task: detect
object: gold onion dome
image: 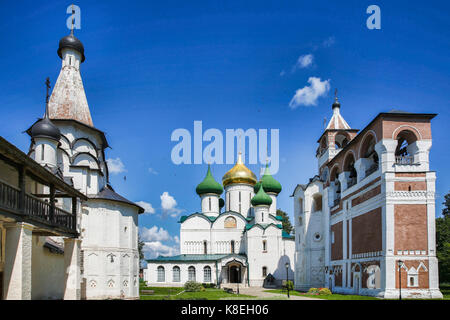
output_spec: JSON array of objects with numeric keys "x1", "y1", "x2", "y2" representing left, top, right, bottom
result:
[{"x1": 222, "y1": 152, "x2": 257, "y2": 187}]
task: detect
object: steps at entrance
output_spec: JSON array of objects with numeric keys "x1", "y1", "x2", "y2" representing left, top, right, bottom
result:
[{"x1": 221, "y1": 283, "x2": 247, "y2": 290}]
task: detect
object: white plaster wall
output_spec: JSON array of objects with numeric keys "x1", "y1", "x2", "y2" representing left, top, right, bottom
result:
[
  {"x1": 31, "y1": 236, "x2": 65, "y2": 299},
  {"x1": 80, "y1": 199, "x2": 139, "y2": 299},
  {"x1": 224, "y1": 184, "x2": 254, "y2": 217},
  {"x1": 146, "y1": 262, "x2": 217, "y2": 286}
]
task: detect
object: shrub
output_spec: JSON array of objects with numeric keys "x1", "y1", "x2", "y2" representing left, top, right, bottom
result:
[
  {"x1": 307, "y1": 287, "x2": 320, "y2": 295},
  {"x1": 286, "y1": 280, "x2": 294, "y2": 291},
  {"x1": 318, "y1": 288, "x2": 332, "y2": 295},
  {"x1": 184, "y1": 281, "x2": 204, "y2": 292},
  {"x1": 202, "y1": 283, "x2": 216, "y2": 289}
]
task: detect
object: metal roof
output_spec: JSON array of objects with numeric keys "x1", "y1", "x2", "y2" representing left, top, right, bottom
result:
[{"x1": 147, "y1": 253, "x2": 246, "y2": 263}]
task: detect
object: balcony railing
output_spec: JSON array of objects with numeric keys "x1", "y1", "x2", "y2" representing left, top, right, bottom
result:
[
  {"x1": 0, "y1": 180, "x2": 76, "y2": 234},
  {"x1": 395, "y1": 155, "x2": 415, "y2": 165}
]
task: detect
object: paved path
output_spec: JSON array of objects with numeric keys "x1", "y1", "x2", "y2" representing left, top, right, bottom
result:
[{"x1": 222, "y1": 287, "x2": 320, "y2": 300}]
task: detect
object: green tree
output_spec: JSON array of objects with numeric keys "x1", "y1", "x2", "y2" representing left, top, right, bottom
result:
[
  {"x1": 276, "y1": 209, "x2": 293, "y2": 235},
  {"x1": 138, "y1": 234, "x2": 145, "y2": 267},
  {"x1": 436, "y1": 192, "x2": 450, "y2": 283}
]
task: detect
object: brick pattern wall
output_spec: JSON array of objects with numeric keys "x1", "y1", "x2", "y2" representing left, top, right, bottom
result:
[
  {"x1": 394, "y1": 204, "x2": 428, "y2": 252},
  {"x1": 352, "y1": 207, "x2": 382, "y2": 255},
  {"x1": 331, "y1": 222, "x2": 343, "y2": 261}
]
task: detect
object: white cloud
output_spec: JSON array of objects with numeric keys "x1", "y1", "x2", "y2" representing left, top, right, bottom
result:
[
  {"x1": 106, "y1": 158, "x2": 126, "y2": 174},
  {"x1": 279, "y1": 70, "x2": 286, "y2": 76},
  {"x1": 322, "y1": 36, "x2": 336, "y2": 48},
  {"x1": 160, "y1": 191, "x2": 183, "y2": 217},
  {"x1": 143, "y1": 241, "x2": 180, "y2": 259},
  {"x1": 174, "y1": 235, "x2": 180, "y2": 244},
  {"x1": 148, "y1": 168, "x2": 158, "y2": 175},
  {"x1": 135, "y1": 201, "x2": 155, "y2": 214},
  {"x1": 292, "y1": 54, "x2": 314, "y2": 71},
  {"x1": 289, "y1": 77, "x2": 330, "y2": 109},
  {"x1": 140, "y1": 226, "x2": 171, "y2": 242}
]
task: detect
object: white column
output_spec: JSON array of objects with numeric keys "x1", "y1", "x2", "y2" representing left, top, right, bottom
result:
[
  {"x1": 3, "y1": 222, "x2": 33, "y2": 300},
  {"x1": 63, "y1": 238, "x2": 81, "y2": 300}
]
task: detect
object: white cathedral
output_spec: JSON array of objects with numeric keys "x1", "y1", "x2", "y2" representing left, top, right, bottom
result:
[
  {"x1": 0, "y1": 29, "x2": 144, "y2": 299},
  {"x1": 144, "y1": 154, "x2": 295, "y2": 288}
]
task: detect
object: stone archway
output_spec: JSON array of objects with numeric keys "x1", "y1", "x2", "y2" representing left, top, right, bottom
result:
[
  {"x1": 229, "y1": 265, "x2": 241, "y2": 283},
  {"x1": 226, "y1": 261, "x2": 244, "y2": 284}
]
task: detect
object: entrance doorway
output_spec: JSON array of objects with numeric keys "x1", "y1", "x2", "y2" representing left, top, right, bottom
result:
[{"x1": 229, "y1": 266, "x2": 241, "y2": 283}]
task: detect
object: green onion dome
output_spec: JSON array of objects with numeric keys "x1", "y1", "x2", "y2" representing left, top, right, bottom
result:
[
  {"x1": 251, "y1": 185, "x2": 273, "y2": 206},
  {"x1": 196, "y1": 165, "x2": 223, "y2": 196},
  {"x1": 219, "y1": 198, "x2": 225, "y2": 208},
  {"x1": 254, "y1": 164, "x2": 282, "y2": 194}
]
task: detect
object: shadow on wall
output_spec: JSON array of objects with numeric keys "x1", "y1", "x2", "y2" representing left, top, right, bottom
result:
[{"x1": 272, "y1": 255, "x2": 294, "y2": 286}]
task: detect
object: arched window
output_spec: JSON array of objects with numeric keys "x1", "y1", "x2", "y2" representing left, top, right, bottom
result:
[
  {"x1": 330, "y1": 167, "x2": 341, "y2": 206},
  {"x1": 395, "y1": 130, "x2": 418, "y2": 165},
  {"x1": 262, "y1": 267, "x2": 268, "y2": 277},
  {"x1": 239, "y1": 191, "x2": 241, "y2": 213},
  {"x1": 335, "y1": 133, "x2": 350, "y2": 149},
  {"x1": 360, "y1": 134, "x2": 379, "y2": 177},
  {"x1": 209, "y1": 197, "x2": 211, "y2": 211},
  {"x1": 343, "y1": 153, "x2": 357, "y2": 188},
  {"x1": 203, "y1": 240, "x2": 208, "y2": 254},
  {"x1": 231, "y1": 240, "x2": 235, "y2": 253},
  {"x1": 262, "y1": 240, "x2": 267, "y2": 252},
  {"x1": 157, "y1": 266, "x2": 165, "y2": 282},
  {"x1": 203, "y1": 266, "x2": 211, "y2": 282},
  {"x1": 188, "y1": 266, "x2": 196, "y2": 281},
  {"x1": 312, "y1": 193, "x2": 323, "y2": 212},
  {"x1": 172, "y1": 266, "x2": 180, "y2": 282}
]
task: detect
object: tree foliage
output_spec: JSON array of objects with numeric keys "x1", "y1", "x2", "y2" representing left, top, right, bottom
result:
[
  {"x1": 138, "y1": 234, "x2": 145, "y2": 267},
  {"x1": 276, "y1": 209, "x2": 293, "y2": 235},
  {"x1": 436, "y1": 192, "x2": 450, "y2": 283}
]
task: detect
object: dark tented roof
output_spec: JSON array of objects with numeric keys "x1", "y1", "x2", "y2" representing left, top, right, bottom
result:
[{"x1": 89, "y1": 185, "x2": 144, "y2": 213}]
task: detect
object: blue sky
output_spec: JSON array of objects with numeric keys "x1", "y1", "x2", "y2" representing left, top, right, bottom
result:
[{"x1": 0, "y1": 0, "x2": 449, "y2": 260}]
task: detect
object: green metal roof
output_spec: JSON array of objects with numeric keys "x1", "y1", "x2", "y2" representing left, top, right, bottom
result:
[
  {"x1": 245, "y1": 223, "x2": 283, "y2": 231},
  {"x1": 251, "y1": 185, "x2": 272, "y2": 206},
  {"x1": 254, "y1": 164, "x2": 282, "y2": 194},
  {"x1": 269, "y1": 214, "x2": 283, "y2": 222},
  {"x1": 282, "y1": 230, "x2": 295, "y2": 239},
  {"x1": 147, "y1": 253, "x2": 246, "y2": 263},
  {"x1": 196, "y1": 165, "x2": 223, "y2": 196},
  {"x1": 178, "y1": 211, "x2": 253, "y2": 224}
]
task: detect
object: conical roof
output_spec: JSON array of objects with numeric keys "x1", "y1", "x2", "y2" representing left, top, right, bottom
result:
[
  {"x1": 251, "y1": 185, "x2": 272, "y2": 206},
  {"x1": 196, "y1": 165, "x2": 223, "y2": 195},
  {"x1": 254, "y1": 163, "x2": 282, "y2": 194},
  {"x1": 48, "y1": 33, "x2": 93, "y2": 127},
  {"x1": 326, "y1": 96, "x2": 351, "y2": 130},
  {"x1": 222, "y1": 152, "x2": 257, "y2": 187}
]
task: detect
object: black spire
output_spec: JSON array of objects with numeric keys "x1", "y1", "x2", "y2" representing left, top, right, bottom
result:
[
  {"x1": 332, "y1": 88, "x2": 341, "y2": 109},
  {"x1": 30, "y1": 78, "x2": 61, "y2": 141}
]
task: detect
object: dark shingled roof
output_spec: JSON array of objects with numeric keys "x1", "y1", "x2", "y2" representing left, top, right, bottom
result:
[{"x1": 89, "y1": 185, "x2": 144, "y2": 213}]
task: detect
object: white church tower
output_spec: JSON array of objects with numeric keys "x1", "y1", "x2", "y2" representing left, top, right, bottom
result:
[{"x1": 27, "y1": 29, "x2": 144, "y2": 299}]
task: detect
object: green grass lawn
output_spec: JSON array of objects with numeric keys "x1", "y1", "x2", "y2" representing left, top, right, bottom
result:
[
  {"x1": 140, "y1": 287, "x2": 255, "y2": 300},
  {"x1": 266, "y1": 285, "x2": 450, "y2": 300},
  {"x1": 263, "y1": 289, "x2": 379, "y2": 300}
]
